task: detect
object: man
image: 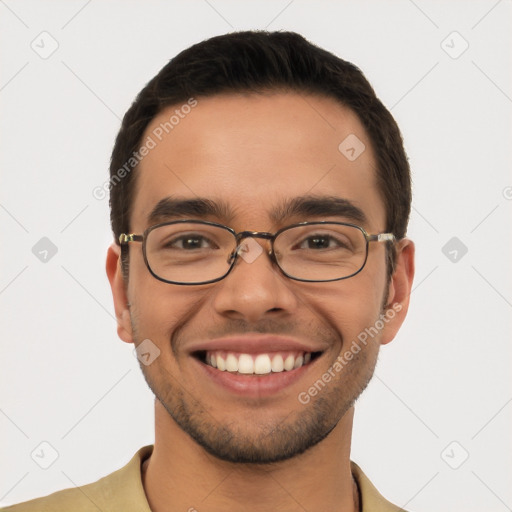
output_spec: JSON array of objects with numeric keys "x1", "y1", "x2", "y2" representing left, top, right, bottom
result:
[{"x1": 4, "y1": 31, "x2": 414, "y2": 511}]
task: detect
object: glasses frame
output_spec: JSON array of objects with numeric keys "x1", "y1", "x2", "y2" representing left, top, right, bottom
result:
[{"x1": 119, "y1": 219, "x2": 395, "y2": 285}]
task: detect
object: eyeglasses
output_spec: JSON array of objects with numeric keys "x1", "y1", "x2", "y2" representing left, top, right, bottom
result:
[{"x1": 119, "y1": 220, "x2": 395, "y2": 285}]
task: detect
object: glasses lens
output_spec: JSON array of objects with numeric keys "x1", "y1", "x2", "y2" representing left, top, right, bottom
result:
[
  {"x1": 145, "y1": 222, "x2": 236, "y2": 284},
  {"x1": 275, "y1": 223, "x2": 367, "y2": 281}
]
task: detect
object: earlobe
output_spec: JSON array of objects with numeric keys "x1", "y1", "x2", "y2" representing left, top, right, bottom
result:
[
  {"x1": 380, "y1": 239, "x2": 415, "y2": 345},
  {"x1": 106, "y1": 243, "x2": 134, "y2": 344}
]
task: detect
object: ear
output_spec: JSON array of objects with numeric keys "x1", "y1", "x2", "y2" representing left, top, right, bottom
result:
[
  {"x1": 106, "y1": 243, "x2": 134, "y2": 344},
  {"x1": 380, "y1": 239, "x2": 415, "y2": 345}
]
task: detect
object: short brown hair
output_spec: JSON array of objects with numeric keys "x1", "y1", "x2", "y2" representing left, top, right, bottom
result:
[{"x1": 109, "y1": 31, "x2": 411, "y2": 277}]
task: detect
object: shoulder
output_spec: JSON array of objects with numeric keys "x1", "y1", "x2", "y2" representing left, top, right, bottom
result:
[
  {"x1": 1, "y1": 446, "x2": 153, "y2": 512},
  {"x1": 351, "y1": 461, "x2": 409, "y2": 512},
  {"x1": 1, "y1": 484, "x2": 99, "y2": 512}
]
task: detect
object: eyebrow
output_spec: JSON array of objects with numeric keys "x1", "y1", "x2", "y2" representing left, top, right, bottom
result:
[
  {"x1": 146, "y1": 195, "x2": 367, "y2": 227},
  {"x1": 270, "y1": 195, "x2": 367, "y2": 225},
  {"x1": 147, "y1": 197, "x2": 233, "y2": 226}
]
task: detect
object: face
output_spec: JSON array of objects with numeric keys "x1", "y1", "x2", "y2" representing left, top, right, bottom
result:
[{"x1": 107, "y1": 92, "x2": 414, "y2": 464}]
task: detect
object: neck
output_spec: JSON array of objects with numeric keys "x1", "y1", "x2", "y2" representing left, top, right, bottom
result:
[{"x1": 142, "y1": 400, "x2": 359, "y2": 512}]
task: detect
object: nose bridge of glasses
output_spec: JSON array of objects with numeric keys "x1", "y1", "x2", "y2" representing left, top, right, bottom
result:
[
  {"x1": 235, "y1": 230, "x2": 274, "y2": 242},
  {"x1": 228, "y1": 230, "x2": 275, "y2": 263}
]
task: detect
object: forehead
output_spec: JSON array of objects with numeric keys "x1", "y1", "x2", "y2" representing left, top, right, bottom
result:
[{"x1": 131, "y1": 92, "x2": 385, "y2": 231}]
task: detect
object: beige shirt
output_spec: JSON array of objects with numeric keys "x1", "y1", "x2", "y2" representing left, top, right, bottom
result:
[{"x1": 2, "y1": 445, "x2": 406, "y2": 511}]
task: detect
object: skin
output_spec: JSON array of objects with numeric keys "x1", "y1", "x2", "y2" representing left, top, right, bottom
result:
[{"x1": 106, "y1": 92, "x2": 415, "y2": 512}]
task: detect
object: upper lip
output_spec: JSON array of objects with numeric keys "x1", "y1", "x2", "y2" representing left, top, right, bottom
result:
[{"x1": 186, "y1": 334, "x2": 328, "y2": 355}]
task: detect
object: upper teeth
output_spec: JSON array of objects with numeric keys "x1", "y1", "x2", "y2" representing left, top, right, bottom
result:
[{"x1": 207, "y1": 351, "x2": 312, "y2": 375}]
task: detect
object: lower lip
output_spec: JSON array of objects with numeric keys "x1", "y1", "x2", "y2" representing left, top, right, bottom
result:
[{"x1": 193, "y1": 356, "x2": 319, "y2": 397}]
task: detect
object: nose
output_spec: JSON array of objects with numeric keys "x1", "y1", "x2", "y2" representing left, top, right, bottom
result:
[{"x1": 212, "y1": 237, "x2": 299, "y2": 323}]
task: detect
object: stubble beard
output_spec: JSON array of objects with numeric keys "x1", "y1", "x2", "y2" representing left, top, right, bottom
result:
[{"x1": 132, "y1": 319, "x2": 380, "y2": 465}]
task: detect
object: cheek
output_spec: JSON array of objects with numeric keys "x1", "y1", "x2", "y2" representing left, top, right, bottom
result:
[
  {"x1": 302, "y1": 271, "x2": 386, "y2": 352},
  {"x1": 127, "y1": 261, "x2": 202, "y2": 345}
]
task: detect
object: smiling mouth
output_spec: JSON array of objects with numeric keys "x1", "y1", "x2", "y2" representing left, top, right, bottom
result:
[{"x1": 193, "y1": 350, "x2": 323, "y2": 375}]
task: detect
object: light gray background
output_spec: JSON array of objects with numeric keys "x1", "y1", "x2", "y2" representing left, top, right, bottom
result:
[{"x1": 1, "y1": 1, "x2": 511, "y2": 510}]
